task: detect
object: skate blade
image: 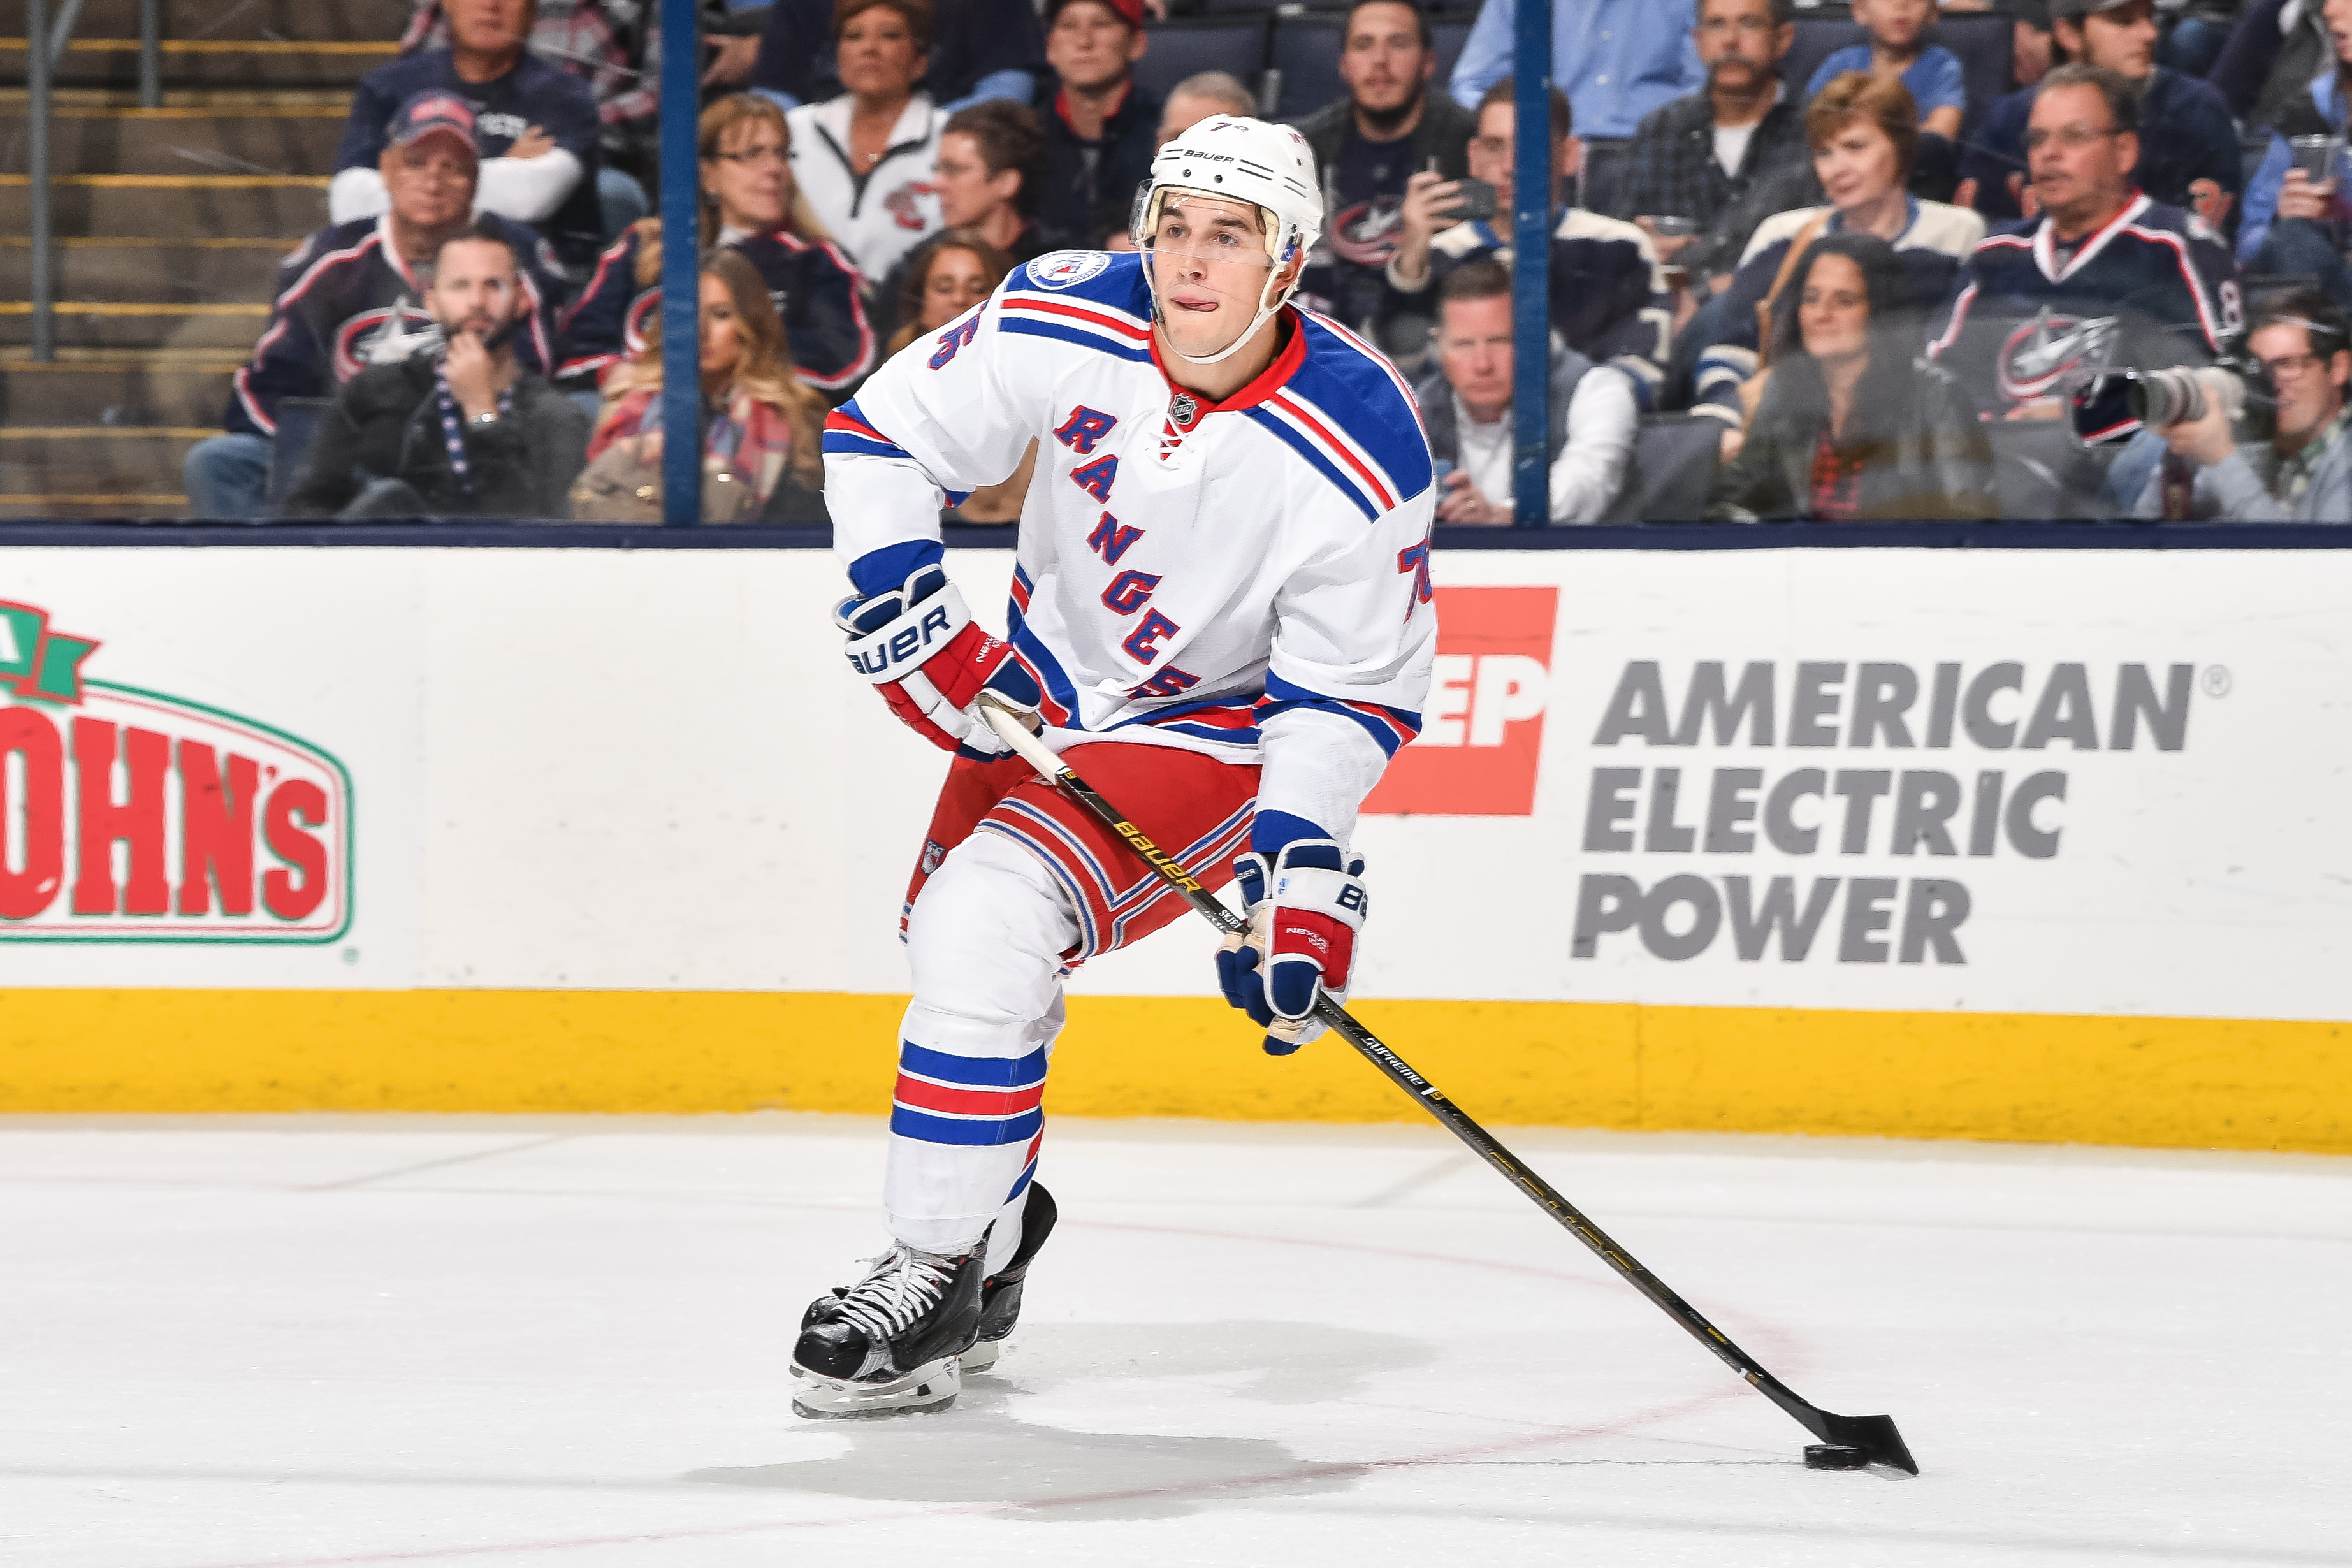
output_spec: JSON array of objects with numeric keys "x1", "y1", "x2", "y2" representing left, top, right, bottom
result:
[
  {"x1": 789, "y1": 1354, "x2": 961, "y2": 1420},
  {"x1": 962, "y1": 1337, "x2": 1005, "y2": 1374}
]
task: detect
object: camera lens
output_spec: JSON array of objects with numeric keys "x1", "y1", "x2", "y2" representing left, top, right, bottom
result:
[{"x1": 2124, "y1": 368, "x2": 2202, "y2": 427}]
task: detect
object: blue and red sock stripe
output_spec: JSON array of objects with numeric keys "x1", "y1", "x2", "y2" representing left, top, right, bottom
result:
[{"x1": 889, "y1": 1040, "x2": 1049, "y2": 1147}]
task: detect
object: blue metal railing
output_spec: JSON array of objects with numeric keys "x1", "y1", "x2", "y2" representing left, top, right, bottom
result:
[
  {"x1": 657, "y1": 0, "x2": 703, "y2": 525},
  {"x1": 1510, "y1": 0, "x2": 1551, "y2": 526}
]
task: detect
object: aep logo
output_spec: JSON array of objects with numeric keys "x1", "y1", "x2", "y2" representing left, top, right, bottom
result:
[
  {"x1": 1363, "y1": 586, "x2": 1557, "y2": 816},
  {"x1": 0, "y1": 599, "x2": 351, "y2": 943}
]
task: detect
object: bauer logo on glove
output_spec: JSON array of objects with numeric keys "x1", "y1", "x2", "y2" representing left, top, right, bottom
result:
[
  {"x1": 835, "y1": 563, "x2": 1042, "y2": 759},
  {"x1": 1214, "y1": 839, "x2": 1368, "y2": 1056}
]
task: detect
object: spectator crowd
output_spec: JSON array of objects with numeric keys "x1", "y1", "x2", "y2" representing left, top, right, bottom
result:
[{"x1": 180, "y1": 0, "x2": 2352, "y2": 525}]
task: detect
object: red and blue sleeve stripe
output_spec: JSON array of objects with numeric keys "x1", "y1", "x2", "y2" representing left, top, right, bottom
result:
[
  {"x1": 822, "y1": 399, "x2": 915, "y2": 461},
  {"x1": 1257, "y1": 672, "x2": 1422, "y2": 758}
]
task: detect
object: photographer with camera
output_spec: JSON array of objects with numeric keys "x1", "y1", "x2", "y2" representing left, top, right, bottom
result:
[
  {"x1": 284, "y1": 224, "x2": 591, "y2": 520},
  {"x1": 1380, "y1": 79, "x2": 1667, "y2": 396},
  {"x1": 2130, "y1": 287, "x2": 2352, "y2": 520}
]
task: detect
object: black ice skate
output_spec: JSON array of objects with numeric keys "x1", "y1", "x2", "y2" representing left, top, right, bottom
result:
[
  {"x1": 962, "y1": 1182, "x2": 1057, "y2": 1375},
  {"x1": 790, "y1": 1242, "x2": 984, "y2": 1419}
]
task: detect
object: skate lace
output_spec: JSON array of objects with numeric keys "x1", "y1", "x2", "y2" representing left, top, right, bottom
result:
[{"x1": 832, "y1": 1245, "x2": 957, "y2": 1342}]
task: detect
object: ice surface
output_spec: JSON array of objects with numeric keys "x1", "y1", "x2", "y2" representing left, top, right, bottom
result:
[{"x1": 1, "y1": 1115, "x2": 2346, "y2": 1567}]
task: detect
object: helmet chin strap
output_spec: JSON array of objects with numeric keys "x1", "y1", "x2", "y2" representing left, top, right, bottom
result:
[{"x1": 1156, "y1": 268, "x2": 1296, "y2": 367}]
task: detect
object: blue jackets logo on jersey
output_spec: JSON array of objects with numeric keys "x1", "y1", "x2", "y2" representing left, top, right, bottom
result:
[{"x1": 1996, "y1": 309, "x2": 2121, "y2": 404}]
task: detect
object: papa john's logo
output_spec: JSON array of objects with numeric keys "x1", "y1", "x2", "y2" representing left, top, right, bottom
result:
[
  {"x1": 0, "y1": 600, "x2": 352, "y2": 943},
  {"x1": 1362, "y1": 586, "x2": 1556, "y2": 817}
]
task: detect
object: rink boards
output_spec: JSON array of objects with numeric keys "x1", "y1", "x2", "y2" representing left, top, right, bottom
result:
[{"x1": 0, "y1": 542, "x2": 2346, "y2": 1151}]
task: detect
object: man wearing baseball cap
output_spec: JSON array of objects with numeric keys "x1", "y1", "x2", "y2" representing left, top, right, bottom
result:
[
  {"x1": 1036, "y1": 0, "x2": 1162, "y2": 246},
  {"x1": 185, "y1": 90, "x2": 568, "y2": 519},
  {"x1": 1957, "y1": 0, "x2": 2240, "y2": 232}
]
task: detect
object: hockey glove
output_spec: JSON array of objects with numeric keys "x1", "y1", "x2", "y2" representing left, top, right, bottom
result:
[
  {"x1": 1214, "y1": 839, "x2": 1368, "y2": 1055},
  {"x1": 837, "y1": 564, "x2": 1041, "y2": 757}
]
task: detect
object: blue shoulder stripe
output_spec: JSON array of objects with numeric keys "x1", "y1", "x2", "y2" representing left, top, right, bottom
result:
[
  {"x1": 1243, "y1": 407, "x2": 1381, "y2": 521},
  {"x1": 1289, "y1": 316, "x2": 1435, "y2": 502}
]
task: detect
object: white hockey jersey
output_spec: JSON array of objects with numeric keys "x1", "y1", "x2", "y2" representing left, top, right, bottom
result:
[{"x1": 824, "y1": 249, "x2": 1439, "y2": 848}]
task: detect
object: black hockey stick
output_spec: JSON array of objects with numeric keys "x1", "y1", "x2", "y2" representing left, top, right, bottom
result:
[{"x1": 977, "y1": 698, "x2": 1918, "y2": 1474}]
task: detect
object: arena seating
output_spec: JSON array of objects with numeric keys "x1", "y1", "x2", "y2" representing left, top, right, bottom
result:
[
  {"x1": 1136, "y1": 6, "x2": 1474, "y2": 126},
  {"x1": 0, "y1": 0, "x2": 407, "y2": 519},
  {"x1": 1133, "y1": 14, "x2": 1276, "y2": 109}
]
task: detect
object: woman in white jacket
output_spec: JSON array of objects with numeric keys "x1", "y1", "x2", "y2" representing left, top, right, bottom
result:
[{"x1": 785, "y1": 0, "x2": 947, "y2": 286}]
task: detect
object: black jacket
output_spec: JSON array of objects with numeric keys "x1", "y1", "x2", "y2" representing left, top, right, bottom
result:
[
  {"x1": 1293, "y1": 93, "x2": 1477, "y2": 328},
  {"x1": 1291, "y1": 91, "x2": 1477, "y2": 189},
  {"x1": 1039, "y1": 82, "x2": 1163, "y2": 249},
  {"x1": 1707, "y1": 358, "x2": 1994, "y2": 521},
  {"x1": 284, "y1": 355, "x2": 590, "y2": 519}
]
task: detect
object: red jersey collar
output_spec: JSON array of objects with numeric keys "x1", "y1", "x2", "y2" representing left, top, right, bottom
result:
[{"x1": 1147, "y1": 306, "x2": 1308, "y2": 417}]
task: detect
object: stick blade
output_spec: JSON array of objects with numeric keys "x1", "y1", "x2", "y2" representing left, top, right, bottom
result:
[{"x1": 1815, "y1": 1411, "x2": 1918, "y2": 1474}]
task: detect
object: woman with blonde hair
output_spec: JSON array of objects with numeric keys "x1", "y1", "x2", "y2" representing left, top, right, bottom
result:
[
  {"x1": 573, "y1": 249, "x2": 828, "y2": 521},
  {"x1": 558, "y1": 94, "x2": 874, "y2": 397}
]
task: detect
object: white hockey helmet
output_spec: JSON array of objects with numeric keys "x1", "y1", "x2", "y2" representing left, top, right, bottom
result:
[{"x1": 1131, "y1": 115, "x2": 1323, "y2": 365}]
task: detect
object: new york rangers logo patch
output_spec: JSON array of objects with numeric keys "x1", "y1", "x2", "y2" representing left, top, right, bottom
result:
[
  {"x1": 920, "y1": 838, "x2": 948, "y2": 875},
  {"x1": 1029, "y1": 251, "x2": 1111, "y2": 290}
]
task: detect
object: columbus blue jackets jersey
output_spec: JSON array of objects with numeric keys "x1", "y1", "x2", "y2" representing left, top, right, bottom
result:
[
  {"x1": 1926, "y1": 194, "x2": 2242, "y2": 436},
  {"x1": 825, "y1": 250, "x2": 1438, "y2": 850},
  {"x1": 556, "y1": 222, "x2": 875, "y2": 393},
  {"x1": 224, "y1": 212, "x2": 567, "y2": 439}
]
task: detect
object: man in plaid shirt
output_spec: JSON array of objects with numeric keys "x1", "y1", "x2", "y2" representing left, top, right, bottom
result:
[
  {"x1": 401, "y1": 0, "x2": 662, "y2": 240},
  {"x1": 1615, "y1": 0, "x2": 1813, "y2": 283}
]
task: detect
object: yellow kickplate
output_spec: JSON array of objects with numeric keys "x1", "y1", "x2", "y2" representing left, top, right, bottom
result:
[{"x1": 0, "y1": 989, "x2": 2344, "y2": 1153}]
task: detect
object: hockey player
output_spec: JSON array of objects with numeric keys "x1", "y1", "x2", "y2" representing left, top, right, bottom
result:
[
  {"x1": 793, "y1": 115, "x2": 1437, "y2": 1419},
  {"x1": 1926, "y1": 64, "x2": 2242, "y2": 440}
]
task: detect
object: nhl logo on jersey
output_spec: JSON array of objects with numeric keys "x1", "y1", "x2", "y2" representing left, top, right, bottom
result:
[
  {"x1": 1028, "y1": 251, "x2": 1112, "y2": 290},
  {"x1": 1996, "y1": 308, "x2": 2120, "y2": 404},
  {"x1": 920, "y1": 838, "x2": 948, "y2": 875}
]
